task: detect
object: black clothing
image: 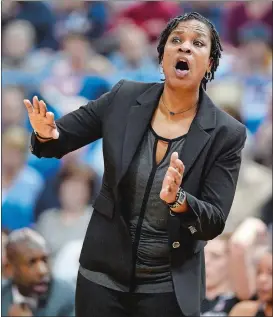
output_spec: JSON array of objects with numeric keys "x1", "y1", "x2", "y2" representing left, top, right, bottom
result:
[{"x1": 31, "y1": 80, "x2": 247, "y2": 316}]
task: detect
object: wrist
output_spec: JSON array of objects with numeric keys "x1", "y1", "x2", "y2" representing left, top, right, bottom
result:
[{"x1": 165, "y1": 187, "x2": 187, "y2": 213}]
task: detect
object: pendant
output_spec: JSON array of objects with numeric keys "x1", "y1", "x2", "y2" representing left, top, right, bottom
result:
[{"x1": 170, "y1": 112, "x2": 175, "y2": 116}]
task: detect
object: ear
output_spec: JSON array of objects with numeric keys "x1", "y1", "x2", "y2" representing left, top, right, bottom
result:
[
  {"x1": 5, "y1": 262, "x2": 14, "y2": 279},
  {"x1": 207, "y1": 58, "x2": 213, "y2": 73}
]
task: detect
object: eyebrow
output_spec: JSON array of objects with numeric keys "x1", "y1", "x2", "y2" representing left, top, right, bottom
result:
[{"x1": 171, "y1": 30, "x2": 208, "y2": 38}]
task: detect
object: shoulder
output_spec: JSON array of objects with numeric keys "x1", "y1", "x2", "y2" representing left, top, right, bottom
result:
[
  {"x1": 111, "y1": 79, "x2": 157, "y2": 97},
  {"x1": 214, "y1": 106, "x2": 246, "y2": 139},
  {"x1": 229, "y1": 300, "x2": 259, "y2": 316}
]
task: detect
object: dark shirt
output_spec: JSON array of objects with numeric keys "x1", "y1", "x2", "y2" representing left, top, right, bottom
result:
[{"x1": 80, "y1": 125, "x2": 186, "y2": 293}]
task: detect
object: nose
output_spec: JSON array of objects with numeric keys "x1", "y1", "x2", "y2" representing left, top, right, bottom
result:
[
  {"x1": 36, "y1": 261, "x2": 49, "y2": 277},
  {"x1": 178, "y1": 42, "x2": 192, "y2": 54}
]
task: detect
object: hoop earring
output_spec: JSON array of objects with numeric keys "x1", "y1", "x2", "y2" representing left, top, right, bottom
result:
[{"x1": 204, "y1": 71, "x2": 212, "y2": 81}]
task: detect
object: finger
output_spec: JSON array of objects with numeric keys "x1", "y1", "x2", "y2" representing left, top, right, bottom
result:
[
  {"x1": 174, "y1": 159, "x2": 185, "y2": 175},
  {"x1": 167, "y1": 167, "x2": 182, "y2": 185},
  {"x1": 39, "y1": 100, "x2": 47, "y2": 117},
  {"x1": 170, "y1": 152, "x2": 179, "y2": 168},
  {"x1": 46, "y1": 111, "x2": 55, "y2": 126},
  {"x1": 23, "y1": 99, "x2": 33, "y2": 113},
  {"x1": 33, "y1": 96, "x2": 40, "y2": 114}
]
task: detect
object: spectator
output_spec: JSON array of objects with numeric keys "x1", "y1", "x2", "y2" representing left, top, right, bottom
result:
[
  {"x1": 2, "y1": 127, "x2": 44, "y2": 230},
  {"x1": 117, "y1": 1, "x2": 181, "y2": 42},
  {"x1": 109, "y1": 23, "x2": 161, "y2": 85},
  {"x1": 202, "y1": 234, "x2": 240, "y2": 316},
  {"x1": 40, "y1": 32, "x2": 110, "y2": 113},
  {"x1": 52, "y1": 1, "x2": 109, "y2": 43},
  {"x1": 2, "y1": 85, "x2": 27, "y2": 132},
  {"x1": 2, "y1": 1, "x2": 57, "y2": 50},
  {"x1": 1, "y1": 228, "x2": 75, "y2": 316},
  {"x1": 229, "y1": 218, "x2": 269, "y2": 301},
  {"x1": 229, "y1": 245, "x2": 272, "y2": 316},
  {"x1": 2, "y1": 20, "x2": 56, "y2": 89},
  {"x1": 224, "y1": 2, "x2": 272, "y2": 47},
  {"x1": 35, "y1": 164, "x2": 94, "y2": 260}
]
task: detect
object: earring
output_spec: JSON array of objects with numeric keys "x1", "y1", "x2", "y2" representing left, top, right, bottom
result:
[{"x1": 204, "y1": 71, "x2": 212, "y2": 81}]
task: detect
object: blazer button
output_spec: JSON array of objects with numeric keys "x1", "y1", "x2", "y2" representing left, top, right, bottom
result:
[{"x1": 172, "y1": 241, "x2": 180, "y2": 249}]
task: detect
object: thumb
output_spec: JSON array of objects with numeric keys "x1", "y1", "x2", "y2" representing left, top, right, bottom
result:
[
  {"x1": 46, "y1": 112, "x2": 59, "y2": 139},
  {"x1": 46, "y1": 111, "x2": 55, "y2": 124}
]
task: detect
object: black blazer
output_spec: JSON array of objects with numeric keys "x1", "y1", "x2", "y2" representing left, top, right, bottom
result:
[{"x1": 31, "y1": 80, "x2": 246, "y2": 316}]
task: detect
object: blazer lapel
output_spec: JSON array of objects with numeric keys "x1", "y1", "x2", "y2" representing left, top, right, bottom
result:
[
  {"x1": 180, "y1": 88, "x2": 216, "y2": 179},
  {"x1": 118, "y1": 83, "x2": 164, "y2": 184}
]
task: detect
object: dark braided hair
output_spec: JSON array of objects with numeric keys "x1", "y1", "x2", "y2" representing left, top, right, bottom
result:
[{"x1": 157, "y1": 12, "x2": 223, "y2": 89}]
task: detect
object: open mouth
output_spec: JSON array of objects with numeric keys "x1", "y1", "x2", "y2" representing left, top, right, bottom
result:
[
  {"x1": 32, "y1": 282, "x2": 49, "y2": 294},
  {"x1": 175, "y1": 60, "x2": 189, "y2": 71}
]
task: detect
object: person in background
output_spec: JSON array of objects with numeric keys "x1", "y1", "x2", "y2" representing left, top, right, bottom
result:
[
  {"x1": 2, "y1": 127, "x2": 44, "y2": 230},
  {"x1": 229, "y1": 246, "x2": 272, "y2": 317},
  {"x1": 117, "y1": 1, "x2": 181, "y2": 42},
  {"x1": 1, "y1": 228, "x2": 75, "y2": 317},
  {"x1": 202, "y1": 234, "x2": 239, "y2": 316},
  {"x1": 2, "y1": 229, "x2": 10, "y2": 286},
  {"x1": 40, "y1": 32, "x2": 110, "y2": 110},
  {"x1": 108, "y1": 23, "x2": 161, "y2": 85},
  {"x1": 35, "y1": 164, "x2": 94, "y2": 261},
  {"x1": 1, "y1": 0, "x2": 57, "y2": 50},
  {"x1": 2, "y1": 85, "x2": 27, "y2": 132},
  {"x1": 224, "y1": 2, "x2": 272, "y2": 48},
  {"x1": 229, "y1": 217, "x2": 270, "y2": 301}
]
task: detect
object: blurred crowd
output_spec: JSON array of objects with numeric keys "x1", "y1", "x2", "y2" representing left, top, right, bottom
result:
[{"x1": 1, "y1": 1, "x2": 272, "y2": 316}]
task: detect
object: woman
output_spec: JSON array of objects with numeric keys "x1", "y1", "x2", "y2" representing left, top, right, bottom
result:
[
  {"x1": 24, "y1": 12, "x2": 246, "y2": 317},
  {"x1": 229, "y1": 247, "x2": 272, "y2": 317},
  {"x1": 35, "y1": 163, "x2": 94, "y2": 260}
]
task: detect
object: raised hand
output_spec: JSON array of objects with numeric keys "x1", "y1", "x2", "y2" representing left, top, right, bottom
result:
[
  {"x1": 160, "y1": 152, "x2": 185, "y2": 203},
  {"x1": 24, "y1": 96, "x2": 59, "y2": 140}
]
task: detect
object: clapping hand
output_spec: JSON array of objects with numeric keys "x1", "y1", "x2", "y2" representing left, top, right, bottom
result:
[
  {"x1": 24, "y1": 96, "x2": 59, "y2": 140},
  {"x1": 160, "y1": 152, "x2": 185, "y2": 204}
]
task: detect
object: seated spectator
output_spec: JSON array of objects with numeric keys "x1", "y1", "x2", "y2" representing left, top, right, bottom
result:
[
  {"x1": 229, "y1": 245, "x2": 272, "y2": 317},
  {"x1": 2, "y1": 228, "x2": 75, "y2": 316},
  {"x1": 2, "y1": 20, "x2": 56, "y2": 89},
  {"x1": 202, "y1": 234, "x2": 240, "y2": 316},
  {"x1": 2, "y1": 0, "x2": 57, "y2": 50},
  {"x1": 2, "y1": 127, "x2": 44, "y2": 230},
  {"x1": 224, "y1": 2, "x2": 272, "y2": 47},
  {"x1": 52, "y1": 0, "x2": 109, "y2": 43},
  {"x1": 40, "y1": 32, "x2": 110, "y2": 111},
  {"x1": 2, "y1": 85, "x2": 27, "y2": 132},
  {"x1": 35, "y1": 164, "x2": 94, "y2": 260},
  {"x1": 108, "y1": 23, "x2": 161, "y2": 85},
  {"x1": 117, "y1": 1, "x2": 181, "y2": 42},
  {"x1": 229, "y1": 218, "x2": 269, "y2": 301}
]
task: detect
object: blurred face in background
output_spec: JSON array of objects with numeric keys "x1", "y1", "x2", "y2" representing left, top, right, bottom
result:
[
  {"x1": 3, "y1": 20, "x2": 35, "y2": 60},
  {"x1": 62, "y1": 34, "x2": 91, "y2": 71},
  {"x1": 59, "y1": 176, "x2": 90, "y2": 211},
  {"x1": 256, "y1": 251, "x2": 272, "y2": 304},
  {"x1": 205, "y1": 238, "x2": 229, "y2": 291},
  {"x1": 2, "y1": 128, "x2": 28, "y2": 174},
  {"x1": 242, "y1": 39, "x2": 270, "y2": 68},
  {"x1": 8, "y1": 243, "x2": 51, "y2": 298},
  {"x1": 2, "y1": 86, "x2": 25, "y2": 130},
  {"x1": 118, "y1": 24, "x2": 149, "y2": 65}
]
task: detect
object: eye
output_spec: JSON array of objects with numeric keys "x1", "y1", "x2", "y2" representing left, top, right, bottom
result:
[
  {"x1": 171, "y1": 37, "x2": 181, "y2": 44},
  {"x1": 194, "y1": 41, "x2": 204, "y2": 47}
]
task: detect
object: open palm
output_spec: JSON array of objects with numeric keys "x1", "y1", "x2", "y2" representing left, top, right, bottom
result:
[{"x1": 24, "y1": 96, "x2": 59, "y2": 139}]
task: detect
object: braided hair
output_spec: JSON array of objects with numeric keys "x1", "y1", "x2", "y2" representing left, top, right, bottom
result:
[{"x1": 157, "y1": 12, "x2": 223, "y2": 89}]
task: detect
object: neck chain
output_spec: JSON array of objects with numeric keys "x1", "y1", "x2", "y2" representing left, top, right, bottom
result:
[{"x1": 161, "y1": 96, "x2": 198, "y2": 116}]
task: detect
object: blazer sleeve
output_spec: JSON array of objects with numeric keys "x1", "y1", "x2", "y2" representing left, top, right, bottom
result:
[
  {"x1": 178, "y1": 125, "x2": 247, "y2": 241},
  {"x1": 30, "y1": 80, "x2": 124, "y2": 159}
]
